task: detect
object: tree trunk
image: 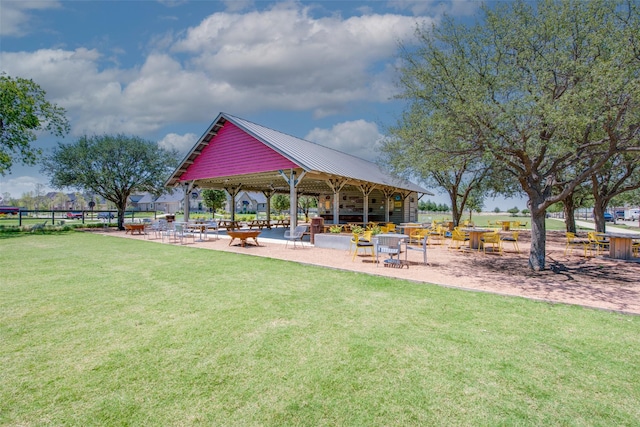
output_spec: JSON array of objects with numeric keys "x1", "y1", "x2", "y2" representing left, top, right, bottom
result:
[
  {"x1": 528, "y1": 204, "x2": 547, "y2": 271},
  {"x1": 563, "y1": 198, "x2": 576, "y2": 233},
  {"x1": 449, "y1": 195, "x2": 461, "y2": 226},
  {"x1": 592, "y1": 204, "x2": 606, "y2": 233}
]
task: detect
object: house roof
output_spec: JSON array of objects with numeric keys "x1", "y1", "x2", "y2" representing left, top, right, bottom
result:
[{"x1": 166, "y1": 112, "x2": 431, "y2": 196}]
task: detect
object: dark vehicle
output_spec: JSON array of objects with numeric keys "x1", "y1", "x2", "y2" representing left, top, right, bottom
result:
[
  {"x1": 97, "y1": 212, "x2": 114, "y2": 220},
  {"x1": 0, "y1": 206, "x2": 21, "y2": 215},
  {"x1": 604, "y1": 212, "x2": 613, "y2": 222},
  {"x1": 66, "y1": 211, "x2": 83, "y2": 219}
]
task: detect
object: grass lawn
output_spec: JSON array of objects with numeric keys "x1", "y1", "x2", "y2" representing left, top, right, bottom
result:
[{"x1": 1, "y1": 232, "x2": 639, "y2": 426}]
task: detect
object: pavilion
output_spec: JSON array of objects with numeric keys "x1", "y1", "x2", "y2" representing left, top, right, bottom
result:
[{"x1": 165, "y1": 112, "x2": 432, "y2": 229}]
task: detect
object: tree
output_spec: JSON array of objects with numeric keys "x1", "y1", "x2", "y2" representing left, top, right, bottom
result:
[
  {"x1": 272, "y1": 194, "x2": 290, "y2": 216},
  {"x1": 42, "y1": 134, "x2": 179, "y2": 230},
  {"x1": 382, "y1": 105, "x2": 512, "y2": 227},
  {"x1": 587, "y1": 153, "x2": 640, "y2": 233},
  {"x1": 0, "y1": 74, "x2": 70, "y2": 175},
  {"x1": 395, "y1": 0, "x2": 640, "y2": 270},
  {"x1": 201, "y1": 189, "x2": 227, "y2": 217},
  {"x1": 298, "y1": 195, "x2": 317, "y2": 222}
]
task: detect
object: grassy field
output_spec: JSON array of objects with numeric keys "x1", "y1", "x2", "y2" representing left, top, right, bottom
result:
[{"x1": 1, "y1": 232, "x2": 639, "y2": 426}]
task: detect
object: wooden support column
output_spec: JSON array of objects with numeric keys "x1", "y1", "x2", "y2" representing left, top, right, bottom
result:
[
  {"x1": 261, "y1": 187, "x2": 275, "y2": 228},
  {"x1": 381, "y1": 188, "x2": 395, "y2": 223},
  {"x1": 326, "y1": 178, "x2": 348, "y2": 225},
  {"x1": 358, "y1": 183, "x2": 376, "y2": 225},
  {"x1": 279, "y1": 169, "x2": 306, "y2": 233},
  {"x1": 183, "y1": 181, "x2": 197, "y2": 223},
  {"x1": 224, "y1": 185, "x2": 242, "y2": 222}
]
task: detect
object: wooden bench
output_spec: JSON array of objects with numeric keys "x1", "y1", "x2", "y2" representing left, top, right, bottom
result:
[{"x1": 227, "y1": 230, "x2": 261, "y2": 247}]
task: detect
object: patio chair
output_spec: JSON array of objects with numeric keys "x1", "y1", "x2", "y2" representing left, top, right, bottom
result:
[
  {"x1": 500, "y1": 231, "x2": 520, "y2": 253},
  {"x1": 480, "y1": 231, "x2": 502, "y2": 254},
  {"x1": 564, "y1": 232, "x2": 589, "y2": 256},
  {"x1": 284, "y1": 225, "x2": 308, "y2": 249},
  {"x1": 375, "y1": 234, "x2": 403, "y2": 267},
  {"x1": 448, "y1": 227, "x2": 469, "y2": 250},
  {"x1": 587, "y1": 231, "x2": 609, "y2": 256},
  {"x1": 351, "y1": 231, "x2": 374, "y2": 261},
  {"x1": 171, "y1": 223, "x2": 196, "y2": 245},
  {"x1": 405, "y1": 234, "x2": 427, "y2": 265},
  {"x1": 205, "y1": 220, "x2": 219, "y2": 240}
]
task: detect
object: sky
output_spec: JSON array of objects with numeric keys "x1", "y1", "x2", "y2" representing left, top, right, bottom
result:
[{"x1": 0, "y1": 0, "x2": 527, "y2": 211}]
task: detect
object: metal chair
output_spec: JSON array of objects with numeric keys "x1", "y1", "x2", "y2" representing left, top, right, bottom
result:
[
  {"x1": 500, "y1": 231, "x2": 520, "y2": 253},
  {"x1": 405, "y1": 235, "x2": 427, "y2": 265},
  {"x1": 375, "y1": 235, "x2": 403, "y2": 267},
  {"x1": 351, "y1": 231, "x2": 374, "y2": 261},
  {"x1": 284, "y1": 225, "x2": 308, "y2": 249}
]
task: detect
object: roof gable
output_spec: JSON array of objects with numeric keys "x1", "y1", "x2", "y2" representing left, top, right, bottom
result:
[{"x1": 179, "y1": 121, "x2": 298, "y2": 182}]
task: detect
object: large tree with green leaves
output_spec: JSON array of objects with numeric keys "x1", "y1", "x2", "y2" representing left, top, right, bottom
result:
[
  {"x1": 382, "y1": 105, "x2": 514, "y2": 226},
  {"x1": 201, "y1": 189, "x2": 227, "y2": 217},
  {"x1": 394, "y1": 0, "x2": 640, "y2": 270},
  {"x1": 42, "y1": 134, "x2": 179, "y2": 230},
  {"x1": 0, "y1": 74, "x2": 70, "y2": 175}
]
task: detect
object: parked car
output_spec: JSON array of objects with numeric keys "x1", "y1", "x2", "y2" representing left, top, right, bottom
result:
[
  {"x1": 97, "y1": 212, "x2": 114, "y2": 220},
  {"x1": 603, "y1": 212, "x2": 613, "y2": 222},
  {"x1": 66, "y1": 211, "x2": 83, "y2": 219}
]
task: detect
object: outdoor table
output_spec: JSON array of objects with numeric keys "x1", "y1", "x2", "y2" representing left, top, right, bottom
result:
[
  {"x1": 461, "y1": 227, "x2": 494, "y2": 250},
  {"x1": 227, "y1": 230, "x2": 261, "y2": 247},
  {"x1": 187, "y1": 222, "x2": 208, "y2": 242},
  {"x1": 603, "y1": 232, "x2": 637, "y2": 260}
]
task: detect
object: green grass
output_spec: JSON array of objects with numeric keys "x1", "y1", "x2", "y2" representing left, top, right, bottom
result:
[{"x1": 1, "y1": 233, "x2": 639, "y2": 426}]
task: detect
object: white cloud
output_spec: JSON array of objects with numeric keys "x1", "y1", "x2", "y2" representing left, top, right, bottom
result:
[
  {"x1": 0, "y1": 4, "x2": 434, "y2": 137},
  {"x1": 0, "y1": 1, "x2": 62, "y2": 36},
  {"x1": 157, "y1": 132, "x2": 198, "y2": 154},
  {"x1": 305, "y1": 120, "x2": 385, "y2": 162},
  {"x1": 0, "y1": 175, "x2": 54, "y2": 199}
]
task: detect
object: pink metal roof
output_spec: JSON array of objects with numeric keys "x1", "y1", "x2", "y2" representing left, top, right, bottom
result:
[{"x1": 179, "y1": 121, "x2": 299, "y2": 182}]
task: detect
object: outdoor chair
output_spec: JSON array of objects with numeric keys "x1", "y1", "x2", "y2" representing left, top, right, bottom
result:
[
  {"x1": 587, "y1": 231, "x2": 609, "y2": 256},
  {"x1": 564, "y1": 232, "x2": 589, "y2": 256},
  {"x1": 375, "y1": 234, "x2": 404, "y2": 267},
  {"x1": 205, "y1": 220, "x2": 219, "y2": 240},
  {"x1": 480, "y1": 231, "x2": 502, "y2": 254},
  {"x1": 448, "y1": 227, "x2": 469, "y2": 250},
  {"x1": 171, "y1": 223, "x2": 196, "y2": 245},
  {"x1": 500, "y1": 231, "x2": 520, "y2": 253},
  {"x1": 284, "y1": 225, "x2": 308, "y2": 249},
  {"x1": 405, "y1": 234, "x2": 427, "y2": 265},
  {"x1": 351, "y1": 231, "x2": 375, "y2": 261}
]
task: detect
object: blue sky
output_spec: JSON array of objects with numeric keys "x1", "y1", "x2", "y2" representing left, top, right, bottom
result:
[{"x1": 0, "y1": 0, "x2": 526, "y2": 210}]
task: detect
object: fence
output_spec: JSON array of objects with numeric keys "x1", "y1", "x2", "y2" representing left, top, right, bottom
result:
[{"x1": 0, "y1": 210, "x2": 158, "y2": 227}]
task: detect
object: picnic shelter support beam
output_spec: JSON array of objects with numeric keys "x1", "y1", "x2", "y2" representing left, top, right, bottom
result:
[
  {"x1": 183, "y1": 181, "x2": 196, "y2": 223},
  {"x1": 224, "y1": 185, "x2": 242, "y2": 222},
  {"x1": 327, "y1": 178, "x2": 348, "y2": 225},
  {"x1": 262, "y1": 187, "x2": 275, "y2": 228},
  {"x1": 358, "y1": 183, "x2": 376, "y2": 225}
]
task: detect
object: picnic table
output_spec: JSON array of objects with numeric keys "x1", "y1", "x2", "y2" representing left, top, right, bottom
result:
[
  {"x1": 271, "y1": 219, "x2": 290, "y2": 228},
  {"x1": 227, "y1": 230, "x2": 261, "y2": 247},
  {"x1": 247, "y1": 220, "x2": 270, "y2": 229}
]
